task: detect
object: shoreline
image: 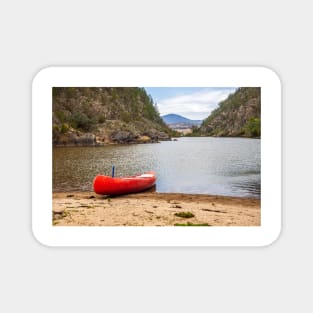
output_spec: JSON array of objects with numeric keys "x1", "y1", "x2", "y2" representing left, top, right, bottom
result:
[
  {"x1": 53, "y1": 136, "x2": 260, "y2": 147},
  {"x1": 53, "y1": 191, "x2": 260, "y2": 226}
]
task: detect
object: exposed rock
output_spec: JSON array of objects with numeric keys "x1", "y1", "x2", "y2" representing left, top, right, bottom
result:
[
  {"x1": 53, "y1": 207, "x2": 65, "y2": 220},
  {"x1": 110, "y1": 130, "x2": 137, "y2": 143},
  {"x1": 138, "y1": 135, "x2": 151, "y2": 143},
  {"x1": 75, "y1": 133, "x2": 96, "y2": 145},
  {"x1": 53, "y1": 207, "x2": 65, "y2": 214},
  {"x1": 53, "y1": 213, "x2": 64, "y2": 220},
  {"x1": 54, "y1": 128, "x2": 96, "y2": 146},
  {"x1": 156, "y1": 131, "x2": 170, "y2": 140}
]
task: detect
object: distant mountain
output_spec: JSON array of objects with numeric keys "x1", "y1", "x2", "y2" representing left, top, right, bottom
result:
[{"x1": 162, "y1": 114, "x2": 202, "y2": 126}]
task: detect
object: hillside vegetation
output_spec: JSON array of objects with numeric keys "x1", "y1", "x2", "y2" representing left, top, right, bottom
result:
[
  {"x1": 195, "y1": 87, "x2": 261, "y2": 137},
  {"x1": 53, "y1": 87, "x2": 173, "y2": 145}
]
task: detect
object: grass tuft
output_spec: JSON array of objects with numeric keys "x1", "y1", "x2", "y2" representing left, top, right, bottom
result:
[
  {"x1": 174, "y1": 212, "x2": 195, "y2": 218},
  {"x1": 174, "y1": 222, "x2": 210, "y2": 226}
]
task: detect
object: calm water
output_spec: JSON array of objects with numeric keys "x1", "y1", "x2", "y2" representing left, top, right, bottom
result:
[{"x1": 53, "y1": 137, "x2": 260, "y2": 198}]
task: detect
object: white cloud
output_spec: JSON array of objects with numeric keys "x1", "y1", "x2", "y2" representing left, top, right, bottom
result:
[{"x1": 157, "y1": 88, "x2": 237, "y2": 120}]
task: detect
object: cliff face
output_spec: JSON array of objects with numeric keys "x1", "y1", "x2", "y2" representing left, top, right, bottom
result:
[
  {"x1": 52, "y1": 87, "x2": 172, "y2": 145},
  {"x1": 199, "y1": 87, "x2": 261, "y2": 137}
]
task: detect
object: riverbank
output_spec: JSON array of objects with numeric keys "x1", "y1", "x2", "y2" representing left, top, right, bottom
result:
[{"x1": 53, "y1": 191, "x2": 260, "y2": 226}]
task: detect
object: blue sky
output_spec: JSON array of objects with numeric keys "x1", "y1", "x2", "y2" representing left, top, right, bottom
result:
[{"x1": 144, "y1": 87, "x2": 237, "y2": 120}]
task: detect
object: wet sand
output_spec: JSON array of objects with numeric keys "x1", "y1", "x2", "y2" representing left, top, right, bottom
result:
[{"x1": 52, "y1": 191, "x2": 260, "y2": 226}]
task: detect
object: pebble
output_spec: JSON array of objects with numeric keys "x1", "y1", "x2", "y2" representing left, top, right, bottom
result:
[
  {"x1": 53, "y1": 207, "x2": 65, "y2": 214},
  {"x1": 170, "y1": 200, "x2": 180, "y2": 204},
  {"x1": 53, "y1": 214, "x2": 63, "y2": 220}
]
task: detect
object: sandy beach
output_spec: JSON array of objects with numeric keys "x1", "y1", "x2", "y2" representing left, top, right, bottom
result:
[{"x1": 53, "y1": 191, "x2": 260, "y2": 226}]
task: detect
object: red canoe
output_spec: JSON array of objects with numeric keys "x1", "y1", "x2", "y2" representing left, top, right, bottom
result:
[{"x1": 93, "y1": 171, "x2": 156, "y2": 195}]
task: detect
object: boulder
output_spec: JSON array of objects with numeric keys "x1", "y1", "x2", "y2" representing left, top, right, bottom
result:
[{"x1": 110, "y1": 131, "x2": 137, "y2": 143}]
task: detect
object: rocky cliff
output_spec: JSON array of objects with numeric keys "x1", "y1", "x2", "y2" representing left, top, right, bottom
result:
[
  {"x1": 198, "y1": 87, "x2": 261, "y2": 137},
  {"x1": 53, "y1": 87, "x2": 172, "y2": 146}
]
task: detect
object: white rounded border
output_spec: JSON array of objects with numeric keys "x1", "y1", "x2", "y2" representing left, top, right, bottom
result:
[{"x1": 32, "y1": 67, "x2": 281, "y2": 247}]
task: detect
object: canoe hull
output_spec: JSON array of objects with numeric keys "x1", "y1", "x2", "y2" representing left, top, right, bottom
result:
[{"x1": 93, "y1": 171, "x2": 156, "y2": 195}]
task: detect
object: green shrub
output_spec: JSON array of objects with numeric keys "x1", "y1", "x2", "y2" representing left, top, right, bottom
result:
[
  {"x1": 121, "y1": 111, "x2": 131, "y2": 123},
  {"x1": 52, "y1": 124, "x2": 60, "y2": 141},
  {"x1": 98, "y1": 115, "x2": 106, "y2": 123},
  {"x1": 174, "y1": 222, "x2": 210, "y2": 226},
  {"x1": 54, "y1": 110, "x2": 66, "y2": 123},
  {"x1": 244, "y1": 118, "x2": 261, "y2": 137},
  {"x1": 60, "y1": 123, "x2": 69, "y2": 134},
  {"x1": 174, "y1": 212, "x2": 195, "y2": 218},
  {"x1": 70, "y1": 112, "x2": 93, "y2": 131}
]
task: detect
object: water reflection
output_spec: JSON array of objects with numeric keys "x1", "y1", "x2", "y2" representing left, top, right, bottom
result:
[{"x1": 231, "y1": 180, "x2": 261, "y2": 198}]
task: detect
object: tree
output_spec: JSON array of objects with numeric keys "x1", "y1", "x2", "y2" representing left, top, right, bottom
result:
[{"x1": 244, "y1": 118, "x2": 261, "y2": 137}]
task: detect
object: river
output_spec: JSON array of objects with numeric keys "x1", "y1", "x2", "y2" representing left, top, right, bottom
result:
[{"x1": 53, "y1": 137, "x2": 260, "y2": 198}]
